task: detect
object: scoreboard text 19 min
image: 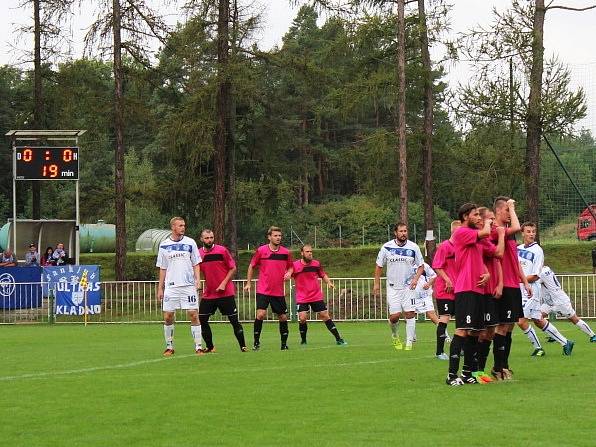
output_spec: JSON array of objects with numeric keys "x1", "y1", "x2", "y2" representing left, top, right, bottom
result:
[{"x1": 14, "y1": 147, "x2": 79, "y2": 180}]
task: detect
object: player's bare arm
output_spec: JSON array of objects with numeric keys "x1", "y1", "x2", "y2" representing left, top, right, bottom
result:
[
  {"x1": 518, "y1": 260, "x2": 532, "y2": 297},
  {"x1": 477, "y1": 265, "x2": 490, "y2": 287},
  {"x1": 283, "y1": 266, "x2": 294, "y2": 281},
  {"x1": 423, "y1": 275, "x2": 436, "y2": 290},
  {"x1": 435, "y1": 268, "x2": 453, "y2": 293},
  {"x1": 506, "y1": 199, "x2": 521, "y2": 235},
  {"x1": 494, "y1": 261, "x2": 503, "y2": 299},
  {"x1": 194, "y1": 264, "x2": 202, "y2": 290},
  {"x1": 477, "y1": 215, "x2": 492, "y2": 238},
  {"x1": 244, "y1": 264, "x2": 254, "y2": 291},
  {"x1": 409, "y1": 264, "x2": 425, "y2": 290},
  {"x1": 157, "y1": 268, "x2": 166, "y2": 301},
  {"x1": 323, "y1": 274, "x2": 335, "y2": 289},
  {"x1": 217, "y1": 266, "x2": 237, "y2": 291},
  {"x1": 373, "y1": 265, "x2": 383, "y2": 297},
  {"x1": 495, "y1": 226, "x2": 506, "y2": 258}
]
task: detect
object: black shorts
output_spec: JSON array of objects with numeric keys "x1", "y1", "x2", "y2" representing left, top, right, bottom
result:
[
  {"x1": 199, "y1": 296, "x2": 238, "y2": 316},
  {"x1": 497, "y1": 287, "x2": 523, "y2": 324},
  {"x1": 484, "y1": 295, "x2": 498, "y2": 327},
  {"x1": 297, "y1": 300, "x2": 327, "y2": 313},
  {"x1": 256, "y1": 293, "x2": 288, "y2": 315},
  {"x1": 454, "y1": 292, "x2": 485, "y2": 331},
  {"x1": 436, "y1": 299, "x2": 455, "y2": 316}
]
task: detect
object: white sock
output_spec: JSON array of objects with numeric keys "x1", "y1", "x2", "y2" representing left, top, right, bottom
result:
[
  {"x1": 575, "y1": 319, "x2": 595, "y2": 337},
  {"x1": 390, "y1": 321, "x2": 399, "y2": 338},
  {"x1": 405, "y1": 318, "x2": 416, "y2": 344},
  {"x1": 524, "y1": 326, "x2": 542, "y2": 349},
  {"x1": 191, "y1": 325, "x2": 202, "y2": 350},
  {"x1": 164, "y1": 324, "x2": 174, "y2": 348},
  {"x1": 542, "y1": 321, "x2": 567, "y2": 346},
  {"x1": 445, "y1": 328, "x2": 451, "y2": 339}
]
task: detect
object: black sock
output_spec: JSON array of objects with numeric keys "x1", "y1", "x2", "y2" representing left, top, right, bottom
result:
[
  {"x1": 199, "y1": 314, "x2": 213, "y2": 349},
  {"x1": 253, "y1": 318, "x2": 263, "y2": 345},
  {"x1": 436, "y1": 322, "x2": 447, "y2": 355},
  {"x1": 279, "y1": 320, "x2": 289, "y2": 345},
  {"x1": 299, "y1": 322, "x2": 308, "y2": 342},
  {"x1": 463, "y1": 335, "x2": 478, "y2": 373},
  {"x1": 324, "y1": 319, "x2": 341, "y2": 341},
  {"x1": 449, "y1": 334, "x2": 465, "y2": 375},
  {"x1": 493, "y1": 334, "x2": 507, "y2": 372},
  {"x1": 504, "y1": 332, "x2": 512, "y2": 369},
  {"x1": 477, "y1": 339, "x2": 492, "y2": 372},
  {"x1": 228, "y1": 315, "x2": 246, "y2": 348}
]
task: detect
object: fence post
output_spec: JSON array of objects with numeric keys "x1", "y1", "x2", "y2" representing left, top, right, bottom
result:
[{"x1": 48, "y1": 288, "x2": 55, "y2": 324}]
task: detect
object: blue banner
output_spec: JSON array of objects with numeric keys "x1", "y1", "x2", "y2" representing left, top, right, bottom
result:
[
  {"x1": 43, "y1": 265, "x2": 101, "y2": 316},
  {"x1": 0, "y1": 267, "x2": 43, "y2": 310}
]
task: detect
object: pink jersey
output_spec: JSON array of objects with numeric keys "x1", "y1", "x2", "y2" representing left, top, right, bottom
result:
[
  {"x1": 479, "y1": 238, "x2": 500, "y2": 296},
  {"x1": 490, "y1": 227, "x2": 519, "y2": 288},
  {"x1": 250, "y1": 244, "x2": 293, "y2": 297},
  {"x1": 452, "y1": 226, "x2": 485, "y2": 295},
  {"x1": 292, "y1": 259, "x2": 326, "y2": 303},
  {"x1": 199, "y1": 245, "x2": 236, "y2": 299},
  {"x1": 431, "y1": 240, "x2": 456, "y2": 300}
]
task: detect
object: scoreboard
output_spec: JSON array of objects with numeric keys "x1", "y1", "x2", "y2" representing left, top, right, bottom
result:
[{"x1": 14, "y1": 146, "x2": 79, "y2": 180}]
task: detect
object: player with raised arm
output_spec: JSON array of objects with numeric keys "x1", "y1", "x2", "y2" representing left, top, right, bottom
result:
[
  {"x1": 156, "y1": 217, "x2": 203, "y2": 356},
  {"x1": 432, "y1": 220, "x2": 460, "y2": 360},
  {"x1": 540, "y1": 266, "x2": 594, "y2": 343},
  {"x1": 373, "y1": 223, "x2": 424, "y2": 351},
  {"x1": 198, "y1": 229, "x2": 247, "y2": 353},
  {"x1": 293, "y1": 245, "x2": 347, "y2": 346},
  {"x1": 244, "y1": 226, "x2": 293, "y2": 351},
  {"x1": 445, "y1": 203, "x2": 491, "y2": 386}
]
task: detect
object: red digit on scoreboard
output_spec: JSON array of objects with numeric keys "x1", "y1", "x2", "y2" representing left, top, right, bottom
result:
[
  {"x1": 63, "y1": 149, "x2": 73, "y2": 162},
  {"x1": 23, "y1": 148, "x2": 33, "y2": 162}
]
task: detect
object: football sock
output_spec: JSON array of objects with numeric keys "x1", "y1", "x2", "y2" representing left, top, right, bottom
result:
[
  {"x1": 199, "y1": 314, "x2": 213, "y2": 349},
  {"x1": 477, "y1": 339, "x2": 492, "y2": 371},
  {"x1": 504, "y1": 332, "x2": 512, "y2": 369},
  {"x1": 542, "y1": 321, "x2": 567, "y2": 346},
  {"x1": 253, "y1": 318, "x2": 263, "y2": 344},
  {"x1": 436, "y1": 322, "x2": 447, "y2": 355},
  {"x1": 191, "y1": 324, "x2": 202, "y2": 350},
  {"x1": 164, "y1": 324, "x2": 174, "y2": 349},
  {"x1": 463, "y1": 335, "x2": 478, "y2": 372},
  {"x1": 405, "y1": 318, "x2": 416, "y2": 343},
  {"x1": 228, "y1": 315, "x2": 246, "y2": 348},
  {"x1": 523, "y1": 326, "x2": 542, "y2": 349},
  {"x1": 390, "y1": 320, "x2": 399, "y2": 338},
  {"x1": 493, "y1": 334, "x2": 507, "y2": 372},
  {"x1": 299, "y1": 322, "x2": 308, "y2": 342},
  {"x1": 575, "y1": 319, "x2": 595, "y2": 337},
  {"x1": 449, "y1": 334, "x2": 464, "y2": 375},
  {"x1": 325, "y1": 319, "x2": 341, "y2": 341},
  {"x1": 279, "y1": 320, "x2": 289, "y2": 345}
]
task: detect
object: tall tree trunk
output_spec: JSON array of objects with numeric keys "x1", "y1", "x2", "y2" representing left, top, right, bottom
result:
[
  {"x1": 226, "y1": 0, "x2": 238, "y2": 256},
  {"x1": 396, "y1": 0, "x2": 408, "y2": 225},
  {"x1": 32, "y1": 0, "x2": 42, "y2": 219},
  {"x1": 113, "y1": 0, "x2": 126, "y2": 280},
  {"x1": 525, "y1": 0, "x2": 545, "y2": 232},
  {"x1": 418, "y1": 0, "x2": 435, "y2": 257},
  {"x1": 213, "y1": 0, "x2": 231, "y2": 244}
]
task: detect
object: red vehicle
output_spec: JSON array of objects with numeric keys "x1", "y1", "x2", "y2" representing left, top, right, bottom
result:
[{"x1": 577, "y1": 205, "x2": 596, "y2": 241}]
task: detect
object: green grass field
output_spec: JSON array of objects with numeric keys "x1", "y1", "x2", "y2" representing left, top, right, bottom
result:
[{"x1": 1, "y1": 322, "x2": 595, "y2": 446}]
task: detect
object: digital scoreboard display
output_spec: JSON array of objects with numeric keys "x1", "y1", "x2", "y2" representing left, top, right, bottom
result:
[{"x1": 14, "y1": 146, "x2": 79, "y2": 180}]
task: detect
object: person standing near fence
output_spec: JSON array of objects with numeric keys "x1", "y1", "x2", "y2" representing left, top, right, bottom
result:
[
  {"x1": 198, "y1": 229, "x2": 247, "y2": 353},
  {"x1": 244, "y1": 226, "x2": 294, "y2": 351},
  {"x1": 156, "y1": 217, "x2": 203, "y2": 356},
  {"x1": 373, "y1": 222, "x2": 424, "y2": 351},
  {"x1": 292, "y1": 244, "x2": 347, "y2": 346}
]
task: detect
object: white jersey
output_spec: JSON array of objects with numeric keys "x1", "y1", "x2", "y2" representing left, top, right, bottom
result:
[
  {"x1": 518, "y1": 242, "x2": 543, "y2": 301},
  {"x1": 539, "y1": 266, "x2": 570, "y2": 306},
  {"x1": 376, "y1": 239, "x2": 423, "y2": 289},
  {"x1": 156, "y1": 235, "x2": 201, "y2": 290},
  {"x1": 416, "y1": 262, "x2": 436, "y2": 290}
]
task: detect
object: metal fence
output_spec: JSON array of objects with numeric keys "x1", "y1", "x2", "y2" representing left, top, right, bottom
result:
[{"x1": 1, "y1": 275, "x2": 595, "y2": 324}]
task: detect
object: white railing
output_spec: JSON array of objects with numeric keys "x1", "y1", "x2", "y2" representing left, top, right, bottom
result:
[{"x1": 1, "y1": 275, "x2": 595, "y2": 324}]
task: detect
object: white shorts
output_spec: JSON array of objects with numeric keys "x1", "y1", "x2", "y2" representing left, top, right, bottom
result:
[
  {"x1": 522, "y1": 297, "x2": 542, "y2": 320},
  {"x1": 162, "y1": 286, "x2": 199, "y2": 312},
  {"x1": 387, "y1": 287, "x2": 417, "y2": 314},
  {"x1": 520, "y1": 283, "x2": 540, "y2": 306},
  {"x1": 415, "y1": 290, "x2": 435, "y2": 313},
  {"x1": 540, "y1": 301, "x2": 575, "y2": 319}
]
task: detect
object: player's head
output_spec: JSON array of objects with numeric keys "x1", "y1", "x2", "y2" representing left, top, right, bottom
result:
[
  {"x1": 393, "y1": 222, "x2": 408, "y2": 243},
  {"x1": 493, "y1": 196, "x2": 511, "y2": 223},
  {"x1": 28, "y1": 243, "x2": 37, "y2": 252},
  {"x1": 478, "y1": 207, "x2": 495, "y2": 228},
  {"x1": 449, "y1": 220, "x2": 461, "y2": 235},
  {"x1": 3, "y1": 249, "x2": 12, "y2": 256},
  {"x1": 200, "y1": 229, "x2": 215, "y2": 249},
  {"x1": 458, "y1": 203, "x2": 480, "y2": 228},
  {"x1": 301, "y1": 244, "x2": 313, "y2": 262},
  {"x1": 521, "y1": 222, "x2": 537, "y2": 245},
  {"x1": 170, "y1": 217, "x2": 185, "y2": 237},
  {"x1": 56, "y1": 242, "x2": 64, "y2": 250},
  {"x1": 267, "y1": 226, "x2": 283, "y2": 246}
]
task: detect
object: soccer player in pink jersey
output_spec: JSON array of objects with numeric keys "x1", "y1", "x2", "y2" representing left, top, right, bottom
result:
[
  {"x1": 292, "y1": 245, "x2": 347, "y2": 346},
  {"x1": 432, "y1": 220, "x2": 460, "y2": 360},
  {"x1": 244, "y1": 226, "x2": 294, "y2": 350},
  {"x1": 445, "y1": 203, "x2": 491, "y2": 386},
  {"x1": 198, "y1": 229, "x2": 247, "y2": 353}
]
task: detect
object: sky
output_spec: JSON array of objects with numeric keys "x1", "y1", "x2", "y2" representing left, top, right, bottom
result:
[{"x1": 1, "y1": 0, "x2": 595, "y2": 130}]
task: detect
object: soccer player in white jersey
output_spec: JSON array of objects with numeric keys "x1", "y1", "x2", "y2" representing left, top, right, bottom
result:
[
  {"x1": 374, "y1": 222, "x2": 424, "y2": 351},
  {"x1": 156, "y1": 217, "x2": 203, "y2": 356},
  {"x1": 413, "y1": 263, "x2": 449, "y2": 344},
  {"x1": 516, "y1": 222, "x2": 548, "y2": 356},
  {"x1": 540, "y1": 265, "x2": 596, "y2": 343}
]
